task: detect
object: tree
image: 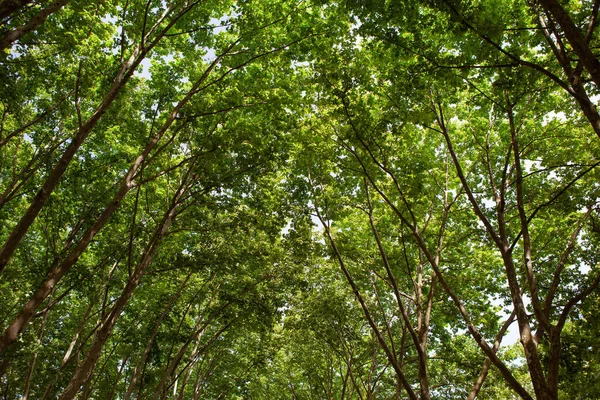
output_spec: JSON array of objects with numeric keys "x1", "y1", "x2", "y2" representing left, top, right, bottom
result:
[{"x1": 1, "y1": 0, "x2": 599, "y2": 399}]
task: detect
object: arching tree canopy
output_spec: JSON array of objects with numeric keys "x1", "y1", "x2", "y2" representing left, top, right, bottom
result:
[{"x1": 1, "y1": 0, "x2": 599, "y2": 399}]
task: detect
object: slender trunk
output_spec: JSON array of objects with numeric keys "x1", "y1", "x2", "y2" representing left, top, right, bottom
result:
[
  {"x1": 21, "y1": 290, "x2": 51, "y2": 400},
  {"x1": 154, "y1": 308, "x2": 236, "y2": 400},
  {"x1": 106, "y1": 354, "x2": 130, "y2": 400},
  {"x1": 174, "y1": 339, "x2": 201, "y2": 400},
  {"x1": 467, "y1": 309, "x2": 517, "y2": 400},
  {"x1": 20, "y1": 338, "x2": 38, "y2": 398},
  {"x1": 506, "y1": 95, "x2": 549, "y2": 332},
  {"x1": 80, "y1": 339, "x2": 121, "y2": 400},
  {"x1": 191, "y1": 357, "x2": 219, "y2": 400},
  {"x1": 428, "y1": 100, "x2": 537, "y2": 399},
  {"x1": 161, "y1": 279, "x2": 226, "y2": 381},
  {"x1": 153, "y1": 317, "x2": 205, "y2": 400},
  {"x1": 40, "y1": 300, "x2": 97, "y2": 400},
  {"x1": 505, "y1": 97, "x2": 554, "y2": 399},
  {"x1": 58, "y1": 182, "x2": 185, "y2": 400},
  {"x1": 0, "y1": 1, "x2": 189, "y2": 274},
  {"x1": 192, "y1": 370, "x2": 203, "y2": 400},
  {"x1": 123, "y1": 273, "x2": 191, "y2": 400},
  {"x1": 364, "y1": 181, "x2": 430, "y2": 399},
  {"x1": 172, "y1": 313, "x2": 231, "y2": 400},
  {"x1": 345, "y1": 354, "x2": 364, "y2": 400},
  {"x1": 363, "y1": 152, "x2": 533, "y2": 399},
  {"x1": 0, "y1": 46, "x2": 225, "y2": 352},
  {"x1": 310, "y1": 191, "x2": 418, "y2": 400},
  {"x1": 346, "y1": 134, "x2": 533, "y2": 397},
  {"x1": 343, "y1": 97, "x2": 532, "y2": 398},
  {"x1": 340, "y1": 360, "x2": 350, "y2": 400}
]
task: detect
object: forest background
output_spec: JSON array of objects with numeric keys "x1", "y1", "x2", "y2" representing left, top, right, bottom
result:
[{"x1": 0, "y1": 0, "x2": 599, "y2": 399}]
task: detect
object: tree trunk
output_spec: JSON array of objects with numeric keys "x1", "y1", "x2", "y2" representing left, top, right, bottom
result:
[
  {"x1": 153, "y1": 303, "x2": 235, "y2": 400},
  {"x1": 0, "y1": 51, "x2": 223, "y2": 353},
  {"x1": 123, "y1": 273, "x2": 192, "y2": 400},
  {"x1": 106, "y1": 354, "x2": 130, "y2": 400},
  {"x1": 21, "y1": 290, "x2": 51, "y2": 400},
  {"x1": 174, "y1": 340, "x2": 201, "y2": 400},
  {"x1": 152, "y1": 317, "x2": 205, "y2": 400},
  {"x1": 0, "y1": 1, "x2": 190, "y2": 274},
  {"x1": 58, "y1": 176, "x2": 187, "y2": 400},
  {"x1": 546, "y1": 327, "x2": 561, "y2": 399},
  {"x1": 312, "y1": 198, "x2": 418, "y2": 400}
]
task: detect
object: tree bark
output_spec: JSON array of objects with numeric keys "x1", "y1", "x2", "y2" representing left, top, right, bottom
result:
[
  {"x1": 467, "y1": 309, "x2": 517, "y2": 400},
  {"x1": 0, "y1": 0, "x2": 34, "y2": 21},
  {"x1": 0, "y1": 0, "x2": 68, "y2": 50},
  {"x1": 106, "y1": 354, "x2": 130, "y2": 400},
  {"x1": 431, "y1": 99, "x2": 545, "y2": 400},
  {"x1": 152, "y1": 317, "x2": 205, "y2": 400},
  {"x1": 537, "y1": 0, "x2": 600, "y2": 90},
  {"x1": 58, "y1": 156, "x2": 202, "y2": 400}
]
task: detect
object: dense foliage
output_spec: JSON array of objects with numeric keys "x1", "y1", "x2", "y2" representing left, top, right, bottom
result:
[{"x1": 1, "y1": 0, "x2": 599, "y2": 399}]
